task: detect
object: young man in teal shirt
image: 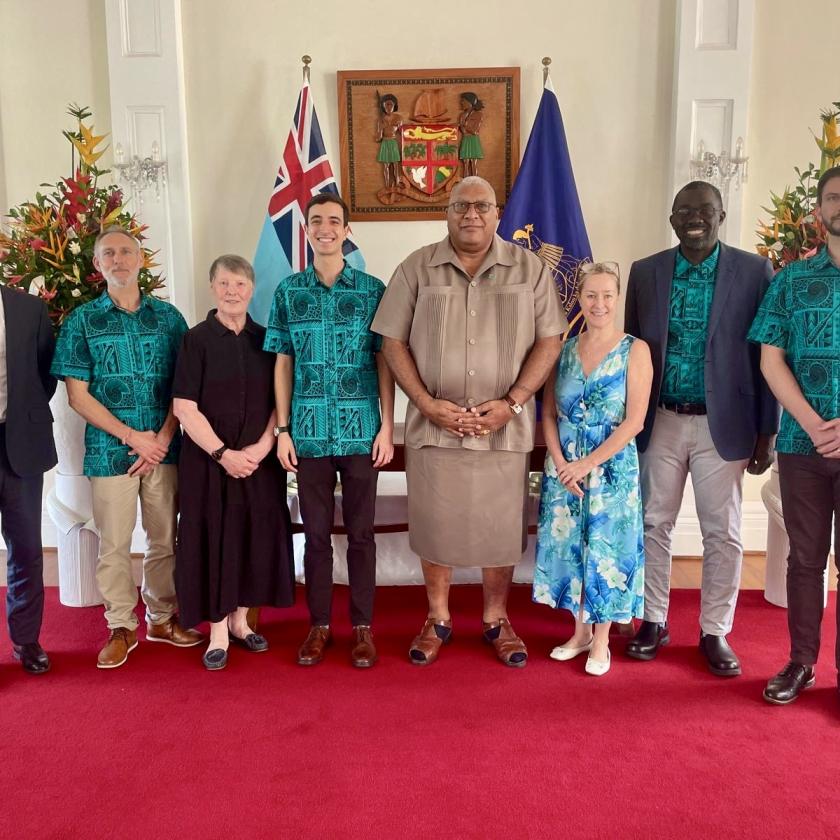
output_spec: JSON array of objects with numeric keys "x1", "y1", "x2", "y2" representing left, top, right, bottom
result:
[
  {"x1": 750, "y1": 165, "x2": 840, "y2": 707},
  {"x1": 264, "y1": 194, "x2": 394, "y2": 668}
]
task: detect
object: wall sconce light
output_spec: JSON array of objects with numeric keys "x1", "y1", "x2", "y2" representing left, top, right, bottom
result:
[
  {"x1": 113, "y1": 141, "x2": 167, "y2": 204},
  {"x1": 689, "y1": 136, "x2": 748, "y2": 201}
]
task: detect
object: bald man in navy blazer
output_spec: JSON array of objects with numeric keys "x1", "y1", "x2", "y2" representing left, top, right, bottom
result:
[
  {"x1": 0, "y1": 284, "x2": 57, "y2": 675},
  {"x1": 623, "y1": 181, "x2": 778, "y2": 677}
]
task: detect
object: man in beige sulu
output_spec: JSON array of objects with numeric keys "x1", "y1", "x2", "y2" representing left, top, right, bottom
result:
[{"x1": 373, "y1": 176, "x2": 565, "y2": 667}]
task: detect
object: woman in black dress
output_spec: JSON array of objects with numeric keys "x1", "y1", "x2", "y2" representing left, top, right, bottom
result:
[{"x1": 173, "y1": 255, "x2": 295, "y2": 670}]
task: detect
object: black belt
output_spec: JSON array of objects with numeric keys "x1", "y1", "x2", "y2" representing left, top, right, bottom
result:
[{"x1": 659, "y1": 402, "x2": 707, "y2": 416}]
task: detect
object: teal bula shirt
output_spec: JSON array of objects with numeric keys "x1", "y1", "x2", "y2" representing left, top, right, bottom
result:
[
  {"x1": 660, "y1": 243, "x2": 720, "y2": 405},
  {"x1": 263, "y1": 263, "x2": 385, "y2": 458},
  {"x1": 51, "y1": 291, "x2": 188, "y2": 477},
  {"x1": 748, "y1": 246, "x2": 840, "y2": 455}
]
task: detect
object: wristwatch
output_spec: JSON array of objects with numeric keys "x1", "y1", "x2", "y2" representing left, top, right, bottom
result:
[
  {"x1": 504, "y1": 394, "x2": 523, "y2": 415},
  {"x1": 273, "y1": 425, "x2": 290, "y2": 437},
  {"x1": 211, "y1": 445, "x2": 228, "y2": 462}
]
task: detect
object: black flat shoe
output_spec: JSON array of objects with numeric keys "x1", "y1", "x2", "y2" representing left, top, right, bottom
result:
[
  {"x1": 625, "y1": 621, "x2": 669, "y2": 661},
  {"x1": 699, "y1": 632, "x2": 741, "y2": 677},
  {"x1": 13, "y1": 642, "x2": 51, "y2": 675},
  {"x1": 763, "y1": 661, "x2": 815, "y2": 705},
  {"x1": 228, "y1": 630, "x2": 269, "y2": 652},
  {"x1": 202, "y1": 648, "x2": 228, "y2": 671}
]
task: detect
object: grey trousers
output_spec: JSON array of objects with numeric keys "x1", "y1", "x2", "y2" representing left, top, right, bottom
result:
[{"x1": 639, "y1": 408, "x2": 749, "y2": 635}]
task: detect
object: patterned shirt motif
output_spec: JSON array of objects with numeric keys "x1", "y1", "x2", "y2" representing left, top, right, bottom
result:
[
  {"x1": 747, "y1": 247, "x2": 840, "y2": 455},
  {"x1": 660, "y1": 244, "x2": 719, "y2": 404},
  {"x1": 51, "y1": 292, "x2": 187, "y2": 476},
  {"x1": 263, "y1": 263, "x2": 384, "y2": 458}
]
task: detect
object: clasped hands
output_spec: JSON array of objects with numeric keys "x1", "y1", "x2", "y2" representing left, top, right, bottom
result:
[
  {"x1": 420, "y1": 396, "x2": 511, "y2": 438},
  {"x1": 811, "y1": 418, "x2": 840, "y2": 459},
  {"x1": 551, "y1": 452, "x2": 596, "y2": 499},
  {"x1": 125, "y1": 429, "x2": 170, "y2": 478}
]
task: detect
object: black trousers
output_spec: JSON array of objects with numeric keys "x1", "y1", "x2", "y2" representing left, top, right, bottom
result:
[
  {"x1": 778, "y1": 453, "x2": 840, "y2": 675},
  {"x1": 296, "y1": 454, "x2": 378, "y2": 626},
  {"x1": 0, "y1": 425, "x2": 45, "y2": 645}
]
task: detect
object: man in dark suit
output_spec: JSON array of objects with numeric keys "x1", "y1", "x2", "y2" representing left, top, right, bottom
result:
[
  {"x1": 0, "y1": 284, "x2": 57, "y2": 674},
  {"x1": 624, "y1": 181, "x2": 777, "y2": 676}
]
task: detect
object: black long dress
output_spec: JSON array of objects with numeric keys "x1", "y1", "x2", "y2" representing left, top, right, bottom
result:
[{"x1": 173, "y1": 310, "x2": 295, "y2": 628}]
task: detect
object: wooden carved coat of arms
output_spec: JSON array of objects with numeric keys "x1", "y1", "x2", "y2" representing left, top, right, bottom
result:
[{"x1": 338, "y1": 68, "x2": 520, "y2": 221}]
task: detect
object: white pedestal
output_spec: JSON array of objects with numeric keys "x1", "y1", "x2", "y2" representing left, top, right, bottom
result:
[{"x1": 48, "y1": 383, "x2": 102, "y2": 607}]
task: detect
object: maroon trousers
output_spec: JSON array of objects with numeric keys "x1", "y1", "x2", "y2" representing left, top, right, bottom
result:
[
  {"x1": 296, "y1": 454, "x2": 379, "y2": 627},
  {"x1": 778, "y1": 453, "x2": 840, "y2": 676}
]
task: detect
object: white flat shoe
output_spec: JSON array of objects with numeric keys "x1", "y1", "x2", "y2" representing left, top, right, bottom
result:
[
  {"x1": 549, "y1": 639, "x2": 593, "y2": 661},
  {"x1": 585, "y1": 648, "x2": 611, "y2": 676}
]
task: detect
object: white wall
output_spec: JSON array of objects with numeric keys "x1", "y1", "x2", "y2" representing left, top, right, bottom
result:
[{"x1": 0, "y1": 1, "x2": 111, "y2": 207}]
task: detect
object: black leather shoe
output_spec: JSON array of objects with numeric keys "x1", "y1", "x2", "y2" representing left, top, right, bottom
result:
[
  {"x1": 625, "y1": 621, "x2": 669, "y2": 661},
  {"x1": 699, "y1": 632, "x2": 741, "y2": 677},
  {"x1": 228, "y1": 630, "x2": 269, "y2": 652},
  {"x1": 13, "y1": 642, "x2": 51, "y2": 675},
  {"x1": 763, "y1": 661, "x2": 815, "y2": 705},
  {"x1": 202, "y1": 647, "x2": 228, "y2": 671}
]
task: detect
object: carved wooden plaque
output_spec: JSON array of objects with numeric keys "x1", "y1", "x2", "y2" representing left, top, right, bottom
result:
[{"x1": 337, "y1": 67, "x2": 520, "y2": 221}]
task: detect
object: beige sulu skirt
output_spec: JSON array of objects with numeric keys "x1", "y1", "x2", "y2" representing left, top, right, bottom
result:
[{"x1": 405, "y1": 446, "x2": 530, "y2": 568}]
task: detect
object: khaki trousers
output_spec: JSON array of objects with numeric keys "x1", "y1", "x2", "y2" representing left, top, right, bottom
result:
[
  {"x1": 639, "y1": 408, "x2": 748, "y2": 635},
  {"x1": 90, "y1": 464, "x2": 178, "y2": 630}
]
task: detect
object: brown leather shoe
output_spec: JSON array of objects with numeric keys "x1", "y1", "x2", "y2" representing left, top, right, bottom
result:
[
  {"x1": 483, "y1": 618, "x2": 528, "y2": 668},
  {"x1": 298, "y1": 626, "x2": 331, "y2": 665},
  {"x1": 409, "y1": 618, "x2": 452, "y2": 666},
  {"x1": 351, "y1": 625, "x2": 377, "y2": 668},
  {"x1": 146, "y1": 618, "x2": 204, "y2": 647},
  {"x1": 97, "y1": 627, "x2": 138, "y2": 669}
]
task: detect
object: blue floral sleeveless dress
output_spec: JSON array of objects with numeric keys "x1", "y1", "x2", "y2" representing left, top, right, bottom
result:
[{"x1": 532, "y1": 335, "x2": 644, "y2": 623}]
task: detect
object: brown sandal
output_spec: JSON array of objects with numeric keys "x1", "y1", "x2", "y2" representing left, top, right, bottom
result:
[
  {"x1": 409, "y1": 618, "x2": 452, "y2": 665},
  {"x1": 483, "y1": 618, "x2": 528, "y2": 668}
]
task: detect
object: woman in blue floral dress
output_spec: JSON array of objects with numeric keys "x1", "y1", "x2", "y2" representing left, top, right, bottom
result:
[{"x1": 533, "y1": 262, "x2": 652, "y2": 675}]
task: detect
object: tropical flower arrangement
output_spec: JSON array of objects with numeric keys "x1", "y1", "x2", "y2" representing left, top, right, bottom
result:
[
  {"x1": 756, "y1": 101, "x2": 840, "y2": 271},
  {"x1": 0, "y1": 104, "x2": 163, "y2": 329}
]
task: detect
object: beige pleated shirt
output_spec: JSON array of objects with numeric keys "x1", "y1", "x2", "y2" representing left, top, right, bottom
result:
[{"x1": 372, "y1": 235, "x2": 567, "y2": 451}]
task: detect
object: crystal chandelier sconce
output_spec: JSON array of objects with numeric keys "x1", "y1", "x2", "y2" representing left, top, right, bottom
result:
[
  {"x1": 113, "y1": 141, "x2": 168, "y2": 204},
  {"x1": 689, "y1": 136, "x2": 748, "y2": 201}
]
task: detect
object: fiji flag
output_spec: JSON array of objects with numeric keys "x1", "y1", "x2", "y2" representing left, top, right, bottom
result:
[
  {"x1": 498, "y1": 77, "x2": 591, "y2": 335},
  {"x1": 250, "y1": 78, "x2": 365, "y2": 325}
]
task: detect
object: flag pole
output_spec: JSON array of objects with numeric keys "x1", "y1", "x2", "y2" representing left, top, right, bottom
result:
[
  {"x1": 542, "y1": 56, "x2": 552, "y2": 85},
  {"x1": 302, "y1": 54, "x2": 311, "y2": 83}
]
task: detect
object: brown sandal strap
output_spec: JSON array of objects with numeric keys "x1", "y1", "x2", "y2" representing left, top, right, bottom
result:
[
  {"x1": 409, "y1": 619, "x2": 452, "y2": 664},
  {"x1": 483, "y1": 618, "x2": 527, "y2": 665}
]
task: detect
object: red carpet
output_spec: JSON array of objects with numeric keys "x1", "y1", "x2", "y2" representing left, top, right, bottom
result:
[{"x1": 0, "y1": 585, "x2": 837, "y2": 839}]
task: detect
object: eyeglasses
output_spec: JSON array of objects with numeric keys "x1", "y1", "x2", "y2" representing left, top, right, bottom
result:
[
  {"x1": 448, "y1": 200, "x2": 496, "y2": 215},
  {"x1": 672, "y1": 204, "x2": 721, "y2": 220}
]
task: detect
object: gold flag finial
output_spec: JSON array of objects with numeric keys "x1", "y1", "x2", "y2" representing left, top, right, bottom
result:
[
  {"x1": 302, "y1": 55, "x2": 311, "y2": 82},
  {"x1": 542, "y1": 57, "x2": 552, "y2": 84}
]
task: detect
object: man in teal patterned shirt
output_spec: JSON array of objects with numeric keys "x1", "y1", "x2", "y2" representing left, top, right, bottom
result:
[
  {"x1": 625, "y1": 181, "x2": 777, "y2": 677},
  {"x1": 52, "y1": 226, "x2": 203, "y2": 668},
  {"x1": 749, "y1": 165, "x2": 840, "y2": 707},
  {"x1": 264, "y1": 194, "x2": 394, "y2": 668}
]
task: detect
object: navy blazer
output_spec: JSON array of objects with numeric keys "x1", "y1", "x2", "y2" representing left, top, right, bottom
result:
[
  {"x1": 1, "y1": 285, "x2": 57, "y2": 476},
  {"x1": 624, "y1": 242, "x2": 778, "y2": 461}
]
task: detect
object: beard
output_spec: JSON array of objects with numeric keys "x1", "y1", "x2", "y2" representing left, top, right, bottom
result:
[{"x1": 822, "y1": 213, "x2": 840, "y2": 238}]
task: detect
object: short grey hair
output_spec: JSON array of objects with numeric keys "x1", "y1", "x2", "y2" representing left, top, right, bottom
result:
[
  {"x1": 94, "y1": 225, "x2": 140, "y2": 254},
  {"x1": 209, "y1": 254, "x2": 255, "y2": 283},
  {"x1": 450, "y1": 175, "x2": 497, "y2": 204}
]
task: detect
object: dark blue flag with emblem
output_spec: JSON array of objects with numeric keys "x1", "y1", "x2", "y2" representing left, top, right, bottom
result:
[{"x1": 498, "y1": 77, "x2": 591, "y2": 335}]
